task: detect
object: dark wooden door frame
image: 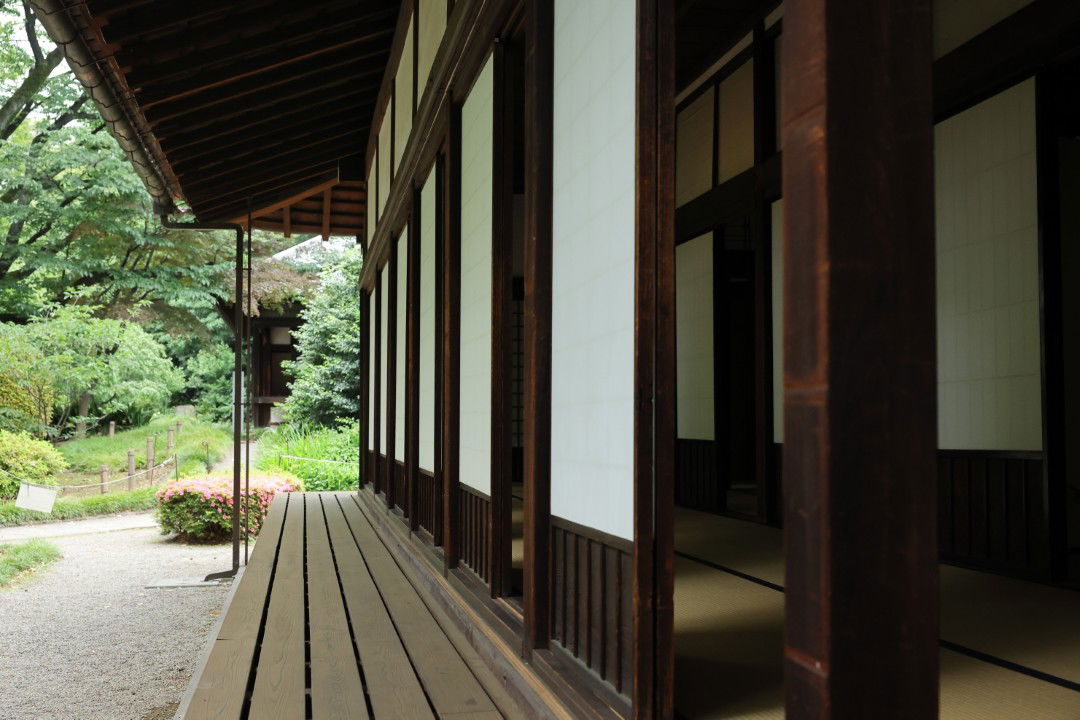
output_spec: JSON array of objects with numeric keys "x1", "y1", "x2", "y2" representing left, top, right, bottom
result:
[
  {"x1": 360, "y1": 289, "x2": 371, "y2": 489},
  {"x1": 633, "y1": 0, "x2": 676, "y2": 717},
  {"x1": 387, "y1": 234, "x2": 399, "y2": 509},
  {"x1": 442, "y1": 104, "x2": 463, "y2": 573},
  {"x1": 407, "y1": 185, "x2": 422, "y2": 530},
  {"x1": 373, "y1": 271, "x2": 383, "y2": 496}
]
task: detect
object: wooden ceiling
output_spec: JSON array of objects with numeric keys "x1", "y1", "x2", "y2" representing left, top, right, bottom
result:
[
  {"x1": 237, "y1": 178, "x2": 366, "y2": 239},
  {"x1": 67, "y1": 0, "x2": 398, "y2": 232},
  {"x1": 676, "y1": 0, "x2": 778, "y2": 90}
]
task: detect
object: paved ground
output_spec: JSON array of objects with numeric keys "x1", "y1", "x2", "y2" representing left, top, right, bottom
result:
[
  {"x1": 0, "y1": 511, "x2": 158, "y2": 543},
  {"x1": 0, "y1": 524, "x2": 232, "y2": 720}
]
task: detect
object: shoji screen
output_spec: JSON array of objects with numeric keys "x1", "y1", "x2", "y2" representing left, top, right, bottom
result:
[
  {"x1": 380, "y1": 265, "x2": 389, "y2": 456},
  {"x1": 395, "y1": 17, "x2": 414, "y2": 169},
  {"x1": 419, "y1": 173, "x2": 437, "y2": 473},
  {"x1": 676, "y1": 234, "x2": 714, "y2": 440},
  {"x1": 378, "y1": 100, "x2": 393, "y2": 215},
  {"x1": 417, "y1": 0, "x2": 446, "y2": 103},
  {"x1": 395, "y1": 232, "x2": 408, "y2": 462},
  {"x1": 458, "y1": 57, "x2": 494, "y2": 494},
  {"x1": 367, "y1": 161, "x2": 377, "y2": 241},
  {"x1": 934, "y1": 79, "x2": 1041, "y2": 451},
  {"x1": 550, "y1": 0, "x2": 635, "y2": 540}
]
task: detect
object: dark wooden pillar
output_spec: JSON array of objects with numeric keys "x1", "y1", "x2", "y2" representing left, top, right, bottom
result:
[
  {"x1": 522, "y1": 0, "x2": 553, "y2": 653},
  {"x1": 434, "y1": 152, "x2": 446, "y2": 547},
  {"x1": 634, "y1": 0, "x2": 676, "y2": 717},
  {"x1": 490, "y1": 40, "x2": 514, "y2": 599},
  {"x1": 407, "y1": 188, "x2": 422, "y2": 529},
  {"x1": 781, "y1": 1, "x2": 938, "y2": 717},
  {"x1": 360, "y1": 289, "x2": 370, "y2": 490},
  {"x1": 386, "y1": 239, "x2": 399, "y2": 508},
  {"x1": 442, "y1": 105, "x2": 463, "y2": 572}
]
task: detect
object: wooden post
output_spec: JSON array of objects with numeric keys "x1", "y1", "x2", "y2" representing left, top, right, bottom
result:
[
  {"x1": 146, "y1": 436, "x2": 156, "y2": 486},
  {"x1": 167, "y1": 428, "x2": 175, "y2": 453},
  {"x1": 781, "y1": 0, "x2": 938, "y2": 717},
  {"x1": 108, "y1": 421, "x2": 116, "y2": 438},
  {"x1": 176, "y1": 420, "x2": 182, "y2": 435},
  {"x1": 442, "y1": 102, "x2": 463, "y2": 572},
  {"x1": 100, "y1": 466, "x2": 108, "y2": 494},
  {"x1": 127, "y1": 450, "x2": 135, "y2": 490}
]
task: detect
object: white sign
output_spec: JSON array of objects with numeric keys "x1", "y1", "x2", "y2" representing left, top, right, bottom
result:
[{"x1": 15, "y1": 483, "x2": 58, "y2": 514}]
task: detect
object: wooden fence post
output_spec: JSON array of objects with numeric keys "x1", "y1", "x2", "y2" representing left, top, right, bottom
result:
[
  {"x1": 108, "y1": 421, "x2": 116, "y2": 438},
  {"x1": 100, "y1": 466, "x2": 108, "y2": 494},
  {"x1": 176, "y1": 420, "x2": 182, "y2": 435},
  {"x1": 147, "y1": 436, "x2": 156, "y2": 485},
  {"x1": 167, "y1": 428, "x2": 175, "y2": 453},
  {"x1": 127, "y1": 449, "x2": 135, "y2": 490}
]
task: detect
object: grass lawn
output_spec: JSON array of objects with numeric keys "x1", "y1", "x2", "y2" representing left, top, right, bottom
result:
[
  {"x1": 58, "y1": 415, "x2": 231, "y2": 478},
  {"x1": 0, "y1": 487, "x2": 159, "y2": 527},
  {"x1": 0, "y1": 539, "x2": 61, "y2": 588}
]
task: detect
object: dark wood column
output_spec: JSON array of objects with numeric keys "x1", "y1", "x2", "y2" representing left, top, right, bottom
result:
[
  {"x1": 360, "y1": 289, "x2": 371, "y2": 489},
  {"x1": 781, "y1": 1, "x2": 938, "y2": 717},
  {"x1": 522, "y1": 0, "x2": 553, "y2": 653},
  {"x1": 634, "y1": 0, "x2": 676, "y2": 717},
  {"x1": 407, "y1": 187, "x2": 421, "y2": 529},
  {"x1": 373, "y1": 276, "x2": 383, "y2": 495},
  {"x1": 442, "y1": 105, "x2": 463, "y2": 572}
]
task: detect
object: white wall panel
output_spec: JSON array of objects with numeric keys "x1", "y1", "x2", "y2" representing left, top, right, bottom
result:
[
  {"x1": 419, "y1": 173, "x2": 437, "y2": 472},
  {"x1": 676, "y1": 88, "x2": 713, "y2": 207},
  {"x1": 380, "y1": 265, "x2": 389, "y2": 455},
  {"x1": 458, "y1": 56, "x2": 494, "y2": 494},
  {"x1": 367, "y1": 162, "x2": 377, "y2": 241},
  {"x1": 551, "y1": 0, "x2": 635, "y2": 540},
  {"x1": 368, "y1": 293, "x2": 376, "y2": 448},
  {"x1": 378, "y1": 100, "x2": 393, "y2": 217},
  {"x1": 395, "y1": 232, "x2": 408, "y2": 461},
  {"x1": 934, "y1": 0, "x2": 1035, "y2": 58},
  {"x1": 717, "y1": 59, "x2": 754, "y2": 183},
  {"x1": 395, "y1": 18, "x2": 414, "y2": 170},
  {"x1": 771, "y1": 199, "x2": 784, "y2": 442},
  {"x1": 935, "y1": 79, "x2": 1041, "y2": 451},
  {"x1": 676, "y1": 234, "x2": 714, "y2": 440},
  {"x1": 417, "y1": 0, "x2": 446, "y2": 101}
]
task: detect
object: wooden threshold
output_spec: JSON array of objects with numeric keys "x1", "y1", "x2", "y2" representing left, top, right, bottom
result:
[{"x1": 177, "y1": 491, "x2": 516, "y2": 719}]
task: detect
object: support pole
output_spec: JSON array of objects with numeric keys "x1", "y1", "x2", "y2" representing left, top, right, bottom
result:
[
  {"x1": 146, "y1": 436, "x2": 155, "y2": 486},
  {"x1": 127, "y1": 450, "x2": 135, "y2": 491},
  {"x1": 781, "y1": 1, "x2": 938, "y2": 716},
  {"x1": 108, "y1": 421, "x2": 115, "y2": 438},
  {"x1": 161, "y1": 215, "x2": 244, "y2": 581},
  {"x1": 100, "y1": 466, "x2": 108, "y2": 494},
  {"x1": 166, "y1": 427, "x2": 174, "y2": 453}
]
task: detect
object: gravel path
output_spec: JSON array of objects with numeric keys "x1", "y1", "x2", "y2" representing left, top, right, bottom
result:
[
  {"x1": 0, "y1": 526, "x2": 232, "y2": 720},
  {"x1": 0, "y1": 512, "x2": 157, "y2": 543}
]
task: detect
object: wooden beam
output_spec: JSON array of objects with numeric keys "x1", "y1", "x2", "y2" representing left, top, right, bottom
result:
[
  {"x1": 224, "y1": 177, "x2": 340, "y2": 225},
  {"x1": 387, "y1": 237, "x2": 399, "y2": 508},
  {"x1": 321, "y1": 188, "x2": 332, "y2": 240},
  {"x1": 193, "y1": 165, "x2": 339, "y2": 219},
  {"x1": 406, "y1": 186, "x2": 421, "y2": 531},
  {"x1": 374, "y1": 276, "x2": 383, "y2": 494},
  {"x1": 781, "y1": 0, "x2": 938, "y2": 716},
  {"x1": 442, "y1": 105, "x2": 462, "y2": 572},
  {"x1": 522, "y1": 0, "x2": 553, "y2": 655}
]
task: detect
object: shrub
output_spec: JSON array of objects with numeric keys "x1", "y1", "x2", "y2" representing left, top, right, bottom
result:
[
  {"x1": 0, "y1": 430, "x2": 67, "y2": 499},
  {"x1": 156, "y1": 472, "x2": 300, "y2": 541},
  {"x1": 256, "y1": 421, "x2": 359, "y2": 491}
]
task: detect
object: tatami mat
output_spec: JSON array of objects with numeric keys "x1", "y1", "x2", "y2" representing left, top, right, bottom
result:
[{"x1": 673, "y1": 507, "x2": 1080, "y2": 719}]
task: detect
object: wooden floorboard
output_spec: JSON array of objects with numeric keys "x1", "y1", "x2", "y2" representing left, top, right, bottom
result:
[
  {"x1": 306, "y1": 494, "x2": 370, "y2": 718},
  {"x1": 184, "y1": 493, "x2": 289, "y2": 720},
  {"x1": 337, "y1": 493, "x2": 504, "y2": 718},
  {"x1": 182, "y1": 492, "x2": 507, "y2": 720},
  {"x1": 249, "y1": 492, "x2": 307, "y2": 719},
  {"x1": 323, "y1": 492, "x2": 434, "y2": 719}
]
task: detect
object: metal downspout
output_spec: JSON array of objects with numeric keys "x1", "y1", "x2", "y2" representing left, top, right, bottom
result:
[{"x1": 161, "y1": 215, "x2": 245, "y2": 580}]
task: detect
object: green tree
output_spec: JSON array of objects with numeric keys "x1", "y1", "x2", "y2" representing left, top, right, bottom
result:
[
  {"x1": 281, "y1": 247, "x2": 362, "y2": 426},
  {"x1": 186, "y1": 343, "x2": 234, "y2": 422}
]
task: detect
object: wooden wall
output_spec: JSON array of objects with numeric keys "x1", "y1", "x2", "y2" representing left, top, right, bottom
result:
[{"x1": 458, "y1": 483, "x2": 491, "y2": 583}]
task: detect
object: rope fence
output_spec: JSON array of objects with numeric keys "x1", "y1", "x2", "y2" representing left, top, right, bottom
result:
[{"x1": 278, "y1": 455, "x2": 357, "y2": 466}]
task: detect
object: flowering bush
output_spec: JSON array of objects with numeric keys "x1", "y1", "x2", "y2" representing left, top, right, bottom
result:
[{"x1": 155, "y1": 473, "x2": 300, "y2": 541}]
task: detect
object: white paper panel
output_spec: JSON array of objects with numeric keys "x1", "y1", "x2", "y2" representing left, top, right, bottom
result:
[
  {"x1": 419, "y1": 172, "x2": 437, "y2": 472},
  {"x1": 676, "y1": 87, "x2": 713, "y2": 207},
  {"x1": 380, "y1": 265, "x2": 389, "y2": 455},
  {"x1": 458, "y1": 56, "x2": 494, "y2": 494},
  {"x1": 417, "y1": 0, "x2": 446, "y2": 101},
  {"x1": 933, "y1": 0, "x2": 1035, "y2": 58},
  {"x1": 717, "y1": 59, "x2": 754, "y2": 183},
  {"x1": 935, "y1": 79, "x2": 1041, "y2": 450},
  {"x1": 378, "y1": 100, "x2": 393, "y2": 217},
  {"x1": 395, "y1": 17, "x2": 414, "y2": 170},
  {"x1": 551, "y1": 0, "x2": 635, "y2": 540},
  {"x1": 367, "y1": 161, "x2": 377, "y2": 241},
  {"x1": 771, "y1": 199, "x2": 784, "y2": 442},
  {"x1": 395, "y1": 231, "x2": 408, "y2": 461},
  {"x1": 676, "y1": 234, "x2": 714, "y2": 440}
]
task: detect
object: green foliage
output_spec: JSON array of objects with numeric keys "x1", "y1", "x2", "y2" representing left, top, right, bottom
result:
[
  {"x1": 57, "y1": 414, "x2": 231, "y2": 477},
  {"x1": 256, "y1": 421, "x2": 359, "y2": 492},
  {"x1": 3, "y1": 307, "x2": 185, "y2": 434},
  {"x1": 0, "y1": 486, "x2": 157, "y2": 526},
  {"x1": 155, "y1": 473, "x2": 300, "y2": 542},
  {"x1": 0, "y1": 429, "x2": 66, "y2": 499},
  {"x1": 185, "y1": 343, "x2": 234, "y2": 422},
  {"x1": 0, "y1": 324, "x2": 54, "y2": 435},
  {"x1": 280, "y1": 247, "x2": 362, "y2": 426},
  {"x1": 0, "y1": 539, "x2": 61, "y2": 587}
]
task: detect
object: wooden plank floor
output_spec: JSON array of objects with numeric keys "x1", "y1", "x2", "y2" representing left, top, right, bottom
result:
[{"x1": 182, "y1": 492, "x2": 509, "y2": 720}]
